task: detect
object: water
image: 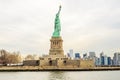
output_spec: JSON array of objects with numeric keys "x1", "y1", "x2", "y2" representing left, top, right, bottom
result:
[{"x1": 0, "y1": 71, "x2": 120, "y2": 80}]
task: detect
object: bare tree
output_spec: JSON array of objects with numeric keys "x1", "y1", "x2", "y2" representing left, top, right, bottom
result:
[
  {"x1": 0, "y1": 50, "x2": 22, "y2": 64},
  {"x1": 25, "y1": 54, "x2": 38, "y2": 60}
]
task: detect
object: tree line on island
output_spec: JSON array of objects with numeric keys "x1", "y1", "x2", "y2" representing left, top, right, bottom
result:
[{"x1": 0, "y1": 49, "x2": 38, "y2": 66}]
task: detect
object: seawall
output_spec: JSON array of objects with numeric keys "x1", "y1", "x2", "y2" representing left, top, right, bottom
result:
[{"x1": 0, "y1": 66, "x2": 120, "y2": 72}]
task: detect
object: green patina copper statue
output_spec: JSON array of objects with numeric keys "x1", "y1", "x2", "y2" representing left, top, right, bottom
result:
[{"x1": 52, "y1": 5, "x2": 61, "y2": 37}]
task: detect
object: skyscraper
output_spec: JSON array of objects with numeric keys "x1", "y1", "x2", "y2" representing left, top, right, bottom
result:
[
  {"x1": 83, "y1": 53, "x2": 87, "y2": 59},
  {"x1": 89, "y1": 52, "x2": 96, "y2": 59},
  {"x1": 104, "y1": 55, "x2": 108, "y2": 65},
  {"x1": 75, "y1": 53, "x2": 80, "y2": 59},
  {"x1": 108, "y1": 57, "x2": 112, "y2": 65},
  {"x1": 113, "y1": 52, "x2": 120, "y2": 66},
  {"x1": 69, "y1": 49, "x2": 74, "y2": 59},
  {"x1": 100, "y1": 52, "x2": 104, "y2": 66},
  {"x1": 88, "y1": 52, "x2": 96, "y2": 65},
  {"x1": 95, "y1": 57, "x2": 99, "y2": 66}
]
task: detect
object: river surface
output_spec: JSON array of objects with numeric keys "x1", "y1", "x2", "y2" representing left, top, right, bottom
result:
[{"x1": 0, "y1": 71, "x2": 119, "y2": 80}]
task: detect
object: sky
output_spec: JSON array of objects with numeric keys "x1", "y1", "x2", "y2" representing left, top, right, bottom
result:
[{"x1": 0, "y1": 0, "x2": 120, "y2": 57}]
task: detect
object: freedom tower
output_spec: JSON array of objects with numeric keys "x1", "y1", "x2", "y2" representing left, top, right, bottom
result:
[{"x1": 49, "y1": 5, "x2": 64, "y2": 56}]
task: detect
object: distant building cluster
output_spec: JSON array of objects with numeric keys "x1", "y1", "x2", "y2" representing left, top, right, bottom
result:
[{"x1": 67, "y1": 49, "x2": 120, "y2": 66}]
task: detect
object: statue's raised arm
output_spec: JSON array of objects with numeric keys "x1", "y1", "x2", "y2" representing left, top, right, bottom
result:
[{"x1": 57, "y1": 5, "x2": 61, "y2": 15}]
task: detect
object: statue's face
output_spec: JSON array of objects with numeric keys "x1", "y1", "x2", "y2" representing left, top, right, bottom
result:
[
  {"x1": 56, "y1": 14, "x2": 59, "y2": 17},
  {"x1": 59, "y1": 5, "x2": 61, "y2": 9}
]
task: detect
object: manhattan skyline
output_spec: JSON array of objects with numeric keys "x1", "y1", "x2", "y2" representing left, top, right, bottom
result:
[{"x1": 0, "y1": 0, "x2": 120, "y2": 56}]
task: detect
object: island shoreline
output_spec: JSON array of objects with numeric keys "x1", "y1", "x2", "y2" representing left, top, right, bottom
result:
[{"x1": 0, "y1": 66, "x2": 120, "y2": 72}]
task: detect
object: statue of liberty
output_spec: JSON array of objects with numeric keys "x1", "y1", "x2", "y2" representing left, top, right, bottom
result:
[{"x1": 52, "y1": 5, "x2": 61, "y2": 37}]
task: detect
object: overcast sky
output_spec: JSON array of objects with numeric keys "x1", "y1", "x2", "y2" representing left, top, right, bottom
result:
[{"x1": 0, "y1": 0, "x2": 120, "y2": 57}]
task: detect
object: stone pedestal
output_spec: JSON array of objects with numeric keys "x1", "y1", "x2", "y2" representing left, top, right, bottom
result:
[{"x1": 49, "y1": 36, "x2": 64, "y2": 55}]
